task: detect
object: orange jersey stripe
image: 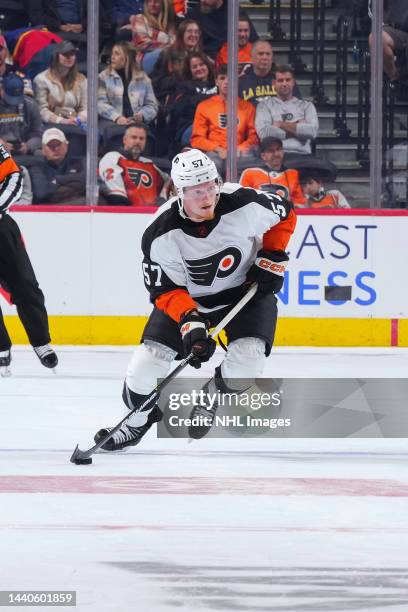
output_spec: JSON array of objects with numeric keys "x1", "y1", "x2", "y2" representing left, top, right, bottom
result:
[
  {"x1": 0, "y1": 156, "x2": 20, "y2": 182},
  {"x1": 262, "y1": 208, "x2": 297, "y2": 252},
  {"x1": 155, "y1": 289, "x2": 198, "y2": 323}
]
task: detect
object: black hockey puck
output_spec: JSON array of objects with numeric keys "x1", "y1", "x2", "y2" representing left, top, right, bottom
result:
[{"x1": 73, "y1": 457, "x2": 92, "y2": 465}]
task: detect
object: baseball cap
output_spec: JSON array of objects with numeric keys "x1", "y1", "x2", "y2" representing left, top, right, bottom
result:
[
  {"x1": 52, "y1": 40, "x2": 78, "y2": 56},
  {"x1": 260, "y1": 137, "x2": 283, "y2": 152},
  {"x1": 2, "y1": 73, "x2": 24, "y2": 105},
  {"x1": 0, "y1": 35, "x2": 7, "y2": 49},
  {"x1": 42, "y1": 128, "x2": 68, "y2": 145}
]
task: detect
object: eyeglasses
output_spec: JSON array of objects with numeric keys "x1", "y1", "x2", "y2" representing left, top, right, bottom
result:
[{"x1": 61, "y1": 52, "x2": 76, "y2": 58}]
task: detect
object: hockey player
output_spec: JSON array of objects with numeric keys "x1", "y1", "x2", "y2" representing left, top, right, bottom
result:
[
  {"x1": 95, "y1": 148, "x2": 296, "y2": 449},
  {"x1": 0, "y1": 143, "x2": 58, "y2": 374}
]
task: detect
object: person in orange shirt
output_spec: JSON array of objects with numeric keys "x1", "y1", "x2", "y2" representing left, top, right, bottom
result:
[
  {"x1": 0, "y1": 143, "x2": 58, "y2": 374},
  {"x1": 299, "y1": 171, "x2": 351, "y2": 209},
  {"x1": 191, "y1": 63, "x2": 259, "y2": 174},
  {"x1": 240, "y1": 136, "x2": 306, "y2": 206},
  {"x1": 215, "y1": 15, "x2": 253, "y2": 73}
]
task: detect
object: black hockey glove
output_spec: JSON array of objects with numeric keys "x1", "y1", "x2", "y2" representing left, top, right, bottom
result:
[
  {"x1": 179, "y1": 311, "x2": 216, "y2": 369},
  {"x1": 247, "y1": 249, "x2": 289, "y2": 294}
]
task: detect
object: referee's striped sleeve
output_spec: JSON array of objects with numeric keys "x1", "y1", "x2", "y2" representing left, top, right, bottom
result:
[{"x1": 0, "y1": 171, "x2": 23, "y2": 213}]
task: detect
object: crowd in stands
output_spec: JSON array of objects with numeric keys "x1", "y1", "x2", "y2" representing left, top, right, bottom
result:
[{"x1": 0, "y1": 0, "x2": 360, "y2": 208}]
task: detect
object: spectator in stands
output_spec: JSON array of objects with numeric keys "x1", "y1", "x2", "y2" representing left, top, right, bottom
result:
[
  {"x1": 29, "y1": 128, "x2": 86, "y2": 204},
  {"x1": 187, "y1": 0, "x2": 257, "y2": 59},
  {"x1": 255, "y1": 65, "x2": 318, "y2": 155},
  {"x1": 151, "y1": 20, "x2": 203, "y2": 92},
  {"x1": 105, "y1": 0, "x2": 144, "y2": 26},
  {"x1": 159, "y1": 51, "x2": 216, "y2": 154},
  {"x1": 239, "y1": 40, "x2": 274, "y2": 105},
  {"x1": 368, "y1": 0, "x2": 408, "y2": 81},
  {"x1": 98, "y1": 42, "x2": 158, "y2": 130},
  {"x1": 120, "y1": 0, "x2": 176, "y2": 74},
  {"x1": 216, "y1": 14, "x2": 253, "y2": 73},
  {"x1": 299, "y1": 171, "x2": 351, "y2": 209},
  {"x1": 168, "y1": 52, "x2": 216, "y2": 146},
  {"x1": 173, "y1": 19, "x2": 203, "y2": 54},
  {"x1": 240, "y1": 137, "x2": 306, "y2": 206},
  {"x1": 191, "y1": 63, "x2": 258, "y2": 174},
  {"x1": 186, "y1": 0, "x2": 228, "y2": 59},
  {"x1": 238, "y1": 41, "x2": 302, "y2": 106},
  {"x1": 0, "y1": 74, "x2": 43, "y2": 155},
  {"x1": 28, "y1": 0, "x2": 87, "y2": 35},
  {"x1": 34, "y1": 41, "x2": 87, "y2": 126},
  {"x1": 0, "y1": 35, "x2": 33, "y2": 97},
  {"x1": 183, "y1": 51, "x2": 216, "y2": 89},
  {"x1": 99, "y1": 123, "x2": 169, "y2": 206}
]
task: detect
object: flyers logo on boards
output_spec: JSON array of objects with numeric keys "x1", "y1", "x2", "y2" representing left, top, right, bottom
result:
[{"x1": 184, "y1": 247, "x2": 243, "y2": 286}]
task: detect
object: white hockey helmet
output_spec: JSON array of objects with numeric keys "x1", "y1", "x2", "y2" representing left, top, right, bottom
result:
[{"x1": 171, "y1": 149, "x2": 222, "y2": 217}]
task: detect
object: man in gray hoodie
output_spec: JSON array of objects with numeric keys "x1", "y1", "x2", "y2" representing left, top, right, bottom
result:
[{"x1": 255, "y1": 65, "x2": 319, "y2": 155}]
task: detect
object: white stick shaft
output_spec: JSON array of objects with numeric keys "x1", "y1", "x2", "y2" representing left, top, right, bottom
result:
[{"x1": 209, "y1": 283, "x2": 258, "y2": 339}]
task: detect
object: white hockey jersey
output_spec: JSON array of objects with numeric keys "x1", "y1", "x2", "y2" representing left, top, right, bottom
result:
[{"x1": 141, "y1": 183, "x2": 296, "y2": 321}]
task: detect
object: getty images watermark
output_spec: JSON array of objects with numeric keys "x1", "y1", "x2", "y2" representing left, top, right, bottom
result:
[
  {"x1": 157, "y1": 378, "x2": 408, "y2": 439},
  {"x1": 157, "y1": 379, "x2": 290, "y2": 438}
]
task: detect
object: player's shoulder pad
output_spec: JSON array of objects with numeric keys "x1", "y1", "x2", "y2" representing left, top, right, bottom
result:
[
  {"x1": 252, "y1": 187, "x2": 293, "y2": 220},
  {"x1": 144, "y1": 196, "x2": 179, "y2": 231},
  {"x1": 221, "y1": 182, "x2": 242, "y2": 195},
  {"x1": 222, "y1": 182, "x2": 292, "y2": 220}
]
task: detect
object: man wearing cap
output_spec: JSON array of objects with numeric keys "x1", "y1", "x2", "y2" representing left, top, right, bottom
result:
[
  {"x1": 33, "y1": 41, "x2": 87, "y2": 126},
  {"x1": 240, "y1": 137, "x2": 306, "y2": 206},
  {"x1": 29, "y1": 128, "x2": 86, "y2": 204},
  {"x1": 0, "y1": 142, "x2": 58, "y2": 373},
  {"x1": 0, "y1": 73, "x2": 43, "y2": 156}
]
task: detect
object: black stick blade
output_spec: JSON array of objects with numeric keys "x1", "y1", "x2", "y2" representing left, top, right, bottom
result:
[{"x1": 70, "y1": 444, "x2": 92, "y2": 464}]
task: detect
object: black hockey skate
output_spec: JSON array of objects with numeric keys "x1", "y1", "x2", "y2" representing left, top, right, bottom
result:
[
  {"x1": 33, "y1": 344, "x2": 58, "y2": 368},
  {"x1": 0, "y1": 349, "x2": 11, "y2": 377},
  {"x1": 188, "y1": 380, "x2": 218, "y2": 439},
  {"x1": 94, "y1": 405, "x2": 163, "y2": 451}
]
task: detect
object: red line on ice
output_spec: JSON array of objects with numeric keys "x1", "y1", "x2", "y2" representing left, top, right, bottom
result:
[
  {"x1": 0, "y1": 476, "x2": 408, "y2": 496},
  {"x1": 2, "y1": 524, "x2": 408, "y2": 533}
]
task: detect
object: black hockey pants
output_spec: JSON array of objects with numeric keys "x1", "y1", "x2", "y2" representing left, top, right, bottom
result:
[{"x1": 0, "y1": 214, "x2": 51, "y2": 351}]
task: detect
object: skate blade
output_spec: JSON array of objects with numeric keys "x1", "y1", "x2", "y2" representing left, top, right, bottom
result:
[
  {"x1": 96, "y1": 447, "x2": 130, "y2": 454},
  {"x1": 0, "y1": 367, "x2": 12, "y2": 378}
]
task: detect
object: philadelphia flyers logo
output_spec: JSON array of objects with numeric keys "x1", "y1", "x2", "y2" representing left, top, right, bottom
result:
[
  {"x1": 184, "y1": 247, "x2": 242, "y2": 286},
  {"x1": 218, "y1": 114, "x2": 239, "y2": 129},
  {"x1": 260, "y1": 183, "x2": 290, "y2": 201},
  {"x1": 128, "y1": 168, "x2": 153, "y2": 188}
]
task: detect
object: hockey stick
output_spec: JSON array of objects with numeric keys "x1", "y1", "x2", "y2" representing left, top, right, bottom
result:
[{"x1": 70, "y1": 282, "x2": 258, "y2": 463}]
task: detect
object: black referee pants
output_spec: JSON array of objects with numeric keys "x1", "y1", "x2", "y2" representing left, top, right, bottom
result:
[{"x1": 0, "y1": 214, "x2": 51, "y2": 351}]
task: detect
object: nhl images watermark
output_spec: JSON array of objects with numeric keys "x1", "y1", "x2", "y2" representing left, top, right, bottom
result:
[
  {"x1": 156, "y1": 378, "x2": 408, "y2": 439},
  {"x1": 157, "y1": 378, "x2": 289, "y2": 438}
]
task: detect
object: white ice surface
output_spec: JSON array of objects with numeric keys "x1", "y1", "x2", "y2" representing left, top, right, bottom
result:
[{"x1": 0, "y1": 346, "x2": 408, "y2": 612}]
